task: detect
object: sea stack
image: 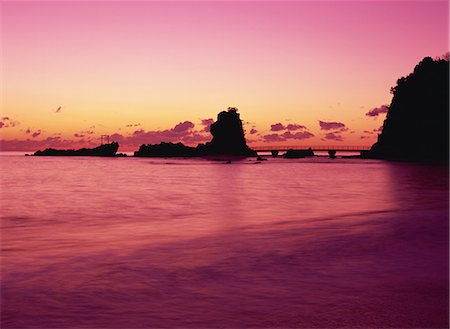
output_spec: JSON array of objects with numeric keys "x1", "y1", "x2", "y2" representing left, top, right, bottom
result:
[
  {"x1": 364, "y1": 56, "x2": 449, "y2": 163},
  {"x1": 202, "y1": 108, "x2": 257, "y2": 157}
]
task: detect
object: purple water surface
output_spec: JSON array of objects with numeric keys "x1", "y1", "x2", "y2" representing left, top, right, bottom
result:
[{"x1": 1, "y1": 155, "x2": 448, "y2": 328}]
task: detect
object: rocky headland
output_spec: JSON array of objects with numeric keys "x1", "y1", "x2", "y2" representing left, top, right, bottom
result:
[{"x1": 363, "y1": 56, "x2": 449, "y2": 163}]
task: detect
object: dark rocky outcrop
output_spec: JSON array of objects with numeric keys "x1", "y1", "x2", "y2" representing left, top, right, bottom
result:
[
  {"x1": 135, "y1": 108, "x2": 257, "y2": 157},
  {"x1": 283, "y1": 148, "x2": 315, "y2": 158},
  {"x1": 365, "y1": 56, "x2": 449, "y2": 163},
  {"x1": 134, "y1": 142, "x2": 197, "y2": 157},
  {"x1": 203, "y1": 108, "x2": 256, "y2": 156},
  {"x1": 34, "y1": 142, "x2": 120, "y2": 157}
]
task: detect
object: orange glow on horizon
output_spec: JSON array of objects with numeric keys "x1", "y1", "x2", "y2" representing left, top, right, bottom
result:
[{"x1": 1, "y1": 1, "x2": 448, "y2": 151}]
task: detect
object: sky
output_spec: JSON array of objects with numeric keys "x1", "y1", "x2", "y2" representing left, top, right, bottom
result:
[{"x1": 1, "y1": 0, "x2": 448, "y2": 151}]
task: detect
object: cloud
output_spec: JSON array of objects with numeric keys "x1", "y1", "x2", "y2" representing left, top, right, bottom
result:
[
  {"x1": 201, "y1": 118, "x2": 214, "y2": 126},
  {"x1": 200, "y1": 118, "x2": 214, "y2": 132},
  {"x1": 262, "y1": 130, "x2": 314, "y2": 143},
  {"x1": 373, "y1": 126, "x2": 383, "y2": 133},
  {"x1": 280, "y1": 131, "x2": 314, "y2": 140},
  {"x1": 0, "y1": 117, "x2": 19, "y2": 128},
  {"x1": 281, "y1": 131, "x2": 294, "y2": 139},
  {"x1": 72, "y1": 128, "x2": 95, "y2": 137},
  {"x1": 0, "y1": 137, "x2": 98, "y2": 152},
  {"x1": 31, "y1": 130, "x2": 41, "y2": 138},
  {"x1": 286, "y1": 124, "x2": 306, "y2": 131},
  {"x1": 263, "y1": 133, "x2": 286, "y2": 142},
  {"x1": 319, "y1": 120, "x2": 346, "y2": 131},
  {"x1": 269, "y1": 122, "x2": 309, "y2": 133},
  {"x1": 245, "y1": 137, "x2": 259, "y2": 144},
  {"x1": 270, "y1": 123, "x2": 285, "y2": 131},
  {"x1": 109, "y1": 133, "x2": 125, "y2": 143},
  {"x1": 173, "y1": 121, "x2": 195, "y2": 133},
  {"x1": 366, "y1": 105, "x2": 389, "y2": 117},
  {"x1": 292, "y1": 131, "x2": 314, "y2": 140},
  {"x1": 323, "y1": 132, "x2": 343, "y2": 141},
  {"x1": 250, "y1": 128, "x2": 258, "y2": 134},
  {"x1": 182, "y1": 132, "x2": 210, "y2": 144},
  {"x1": 25, "y1": 128, "x2": 44, "y2": 137},
  {"x1": 131, "y1": 124, "x2": 193, "y2": 142},
  {"x1": 102, "y1": 120, "x2": 210, "y2": 148}
]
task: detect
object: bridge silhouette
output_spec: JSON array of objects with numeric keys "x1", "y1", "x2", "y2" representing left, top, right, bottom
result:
[{"x1": 251, "y1": 145, "x2": 371, "y2": 153}]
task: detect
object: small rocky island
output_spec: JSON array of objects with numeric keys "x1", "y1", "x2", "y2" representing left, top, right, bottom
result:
[
  {"x1": 134, "y1": 108, "x2": 257, "y2": 157},
  {"x1": 363, "y1": 56, "x2": 449, "y2": 163},
  {"x1": 34, "y1": 142, "x2": 120, "y2": 157},
  {"x1": 283, "y1": 148, "x2": 315, "y2": 159}
]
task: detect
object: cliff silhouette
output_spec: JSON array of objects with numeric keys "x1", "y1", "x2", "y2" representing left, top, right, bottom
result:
[
  {"x1": 135, "y1": 108, "x2": 257, "y2": 157},
  {"x1": 365, "y1": 56, "x2": 449, "y2": 162},
  {"x1": 34, "y1": 142, "x2": 119, "y2": 157}
]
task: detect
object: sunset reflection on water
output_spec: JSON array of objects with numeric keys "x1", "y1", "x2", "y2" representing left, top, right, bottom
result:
[{"x1": 1, "y1": 155, "x2": 448, "y2": 328}]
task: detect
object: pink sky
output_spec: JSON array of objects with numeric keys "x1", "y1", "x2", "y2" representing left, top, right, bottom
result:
[{"x1": 1, "y1": 1, "x2": 448, "y2": 151}]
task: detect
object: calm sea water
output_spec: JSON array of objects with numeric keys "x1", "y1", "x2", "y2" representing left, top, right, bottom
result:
[{"x1": 1, "y1": 154, "x2": 448, "y2": 328}]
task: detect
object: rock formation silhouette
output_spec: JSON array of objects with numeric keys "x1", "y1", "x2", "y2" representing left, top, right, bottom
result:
[
  {"x1": 134, "y1": 142, "x2": 197, "y2": 157},
  {"x1": 203, "y1": 108, "x2": 256, "y2": 156},
  {"x1": 135, "y1": 108, "x2": 257, "y2": 157},
  {"x1": 34, "y1": 142, "x2": 119, "y2": 157},
  {"x1": 283, "y1": 148, "x2": 315, "y2": 158},
  {"x1": 364, "y1": 56, "x2": 449, "y2": 162}
]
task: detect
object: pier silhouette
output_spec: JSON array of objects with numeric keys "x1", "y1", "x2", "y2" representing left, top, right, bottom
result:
[{"x1": 252, "y1": 145, "x2": 371, "y2": 153}]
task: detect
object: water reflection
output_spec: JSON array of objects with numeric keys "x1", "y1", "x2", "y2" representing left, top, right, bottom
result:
[{"x1": 1, "y1": 156, "x2": 448, "y2": 328}]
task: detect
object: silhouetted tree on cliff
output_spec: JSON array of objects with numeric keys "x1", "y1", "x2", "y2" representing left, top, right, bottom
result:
[{"x1": 369, "y1": 55, "x2": 449, "y2": 162}]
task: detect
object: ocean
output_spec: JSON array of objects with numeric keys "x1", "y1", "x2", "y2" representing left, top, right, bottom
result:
[{"x1": 1, "y1": 154, "x2": 448, "y2": 328}]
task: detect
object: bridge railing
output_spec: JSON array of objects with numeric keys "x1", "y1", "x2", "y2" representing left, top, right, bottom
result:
[{"x1": 250, "y1": 145, "x2": 371, "y2": 151}]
